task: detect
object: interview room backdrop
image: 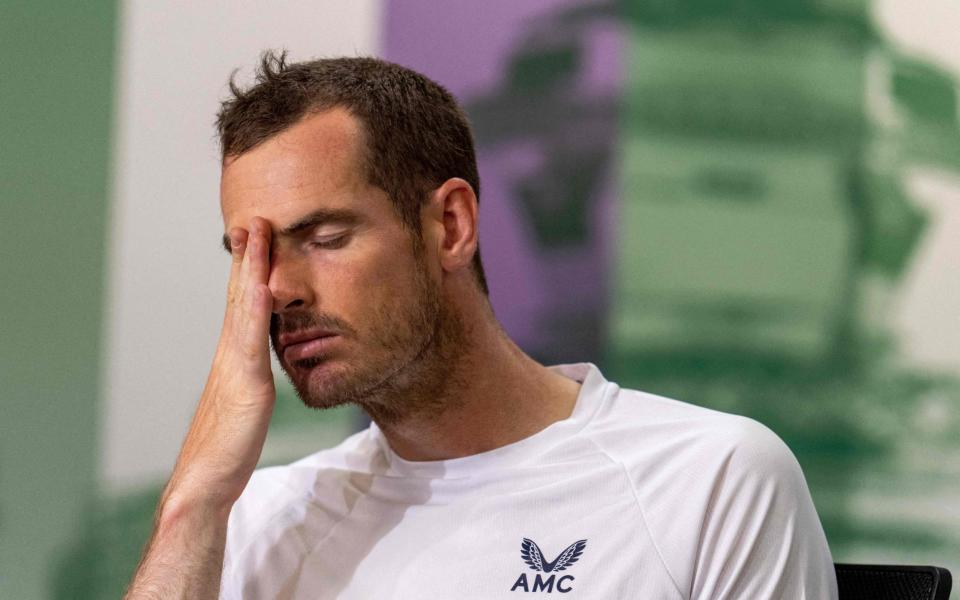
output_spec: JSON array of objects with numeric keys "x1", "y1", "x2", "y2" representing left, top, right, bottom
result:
[{"x1": 2, "y1": 0, "x2": 959, "y2": 598}]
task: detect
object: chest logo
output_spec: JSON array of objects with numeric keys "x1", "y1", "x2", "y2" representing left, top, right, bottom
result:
[{"x1": 510, "y1": 538, "x2": 587, "y2": 594}]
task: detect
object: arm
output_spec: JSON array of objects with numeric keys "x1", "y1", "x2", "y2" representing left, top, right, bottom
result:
[
  {"x1": 125, "y1": 219, "x2": 276, "y2": 599},
  {"x1": 122, "y1": 497, "x2": 230, "y2": 598}
]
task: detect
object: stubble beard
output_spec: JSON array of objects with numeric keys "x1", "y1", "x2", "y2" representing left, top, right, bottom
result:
[{"x1": 271, "y1": 250, "x2": 472, "y2": 426}]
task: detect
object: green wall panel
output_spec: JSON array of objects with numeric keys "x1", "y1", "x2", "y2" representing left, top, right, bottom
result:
[{"x1": 0, "y1": 2, "x2": 118, "y2": 598}]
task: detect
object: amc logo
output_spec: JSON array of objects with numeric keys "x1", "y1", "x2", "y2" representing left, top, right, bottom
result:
[{"x1": 510, "y1": 538, "x2": 587, "y2": 594}]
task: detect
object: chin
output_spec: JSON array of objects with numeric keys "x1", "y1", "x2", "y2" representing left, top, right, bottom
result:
[
  {"x1": 292, "y1": 379, "x2": 351, "y2": 411},
  {"x1": 298, "y1": 393, "x2": 350, "y2": 411},
  {"x1": 289, "y1": 358, "x2": 369, "y2": 409}
]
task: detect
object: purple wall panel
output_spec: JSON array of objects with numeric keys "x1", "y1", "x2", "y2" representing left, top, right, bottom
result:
[{"x1": 385, "y1": 0, "x2": 624, "y2": 361}]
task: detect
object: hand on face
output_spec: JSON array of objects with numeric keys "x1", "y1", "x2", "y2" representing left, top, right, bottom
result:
[{"x1": 164, "y1": 216, "x2": 276, "y2": 511}]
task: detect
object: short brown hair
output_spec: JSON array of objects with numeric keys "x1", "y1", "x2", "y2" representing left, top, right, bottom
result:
[{"x1": 216, "y1": 51, "x2": 489, "y2": 296}]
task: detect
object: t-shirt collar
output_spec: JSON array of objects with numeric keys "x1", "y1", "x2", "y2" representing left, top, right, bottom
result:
[{"x1": 369, "y1": 362, "x2": 609, "y2": 479}]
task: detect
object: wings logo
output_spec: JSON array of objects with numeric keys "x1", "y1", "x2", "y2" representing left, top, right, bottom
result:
[{"x1": 510, "y1": 538, "x2": 587, "y2": 593}]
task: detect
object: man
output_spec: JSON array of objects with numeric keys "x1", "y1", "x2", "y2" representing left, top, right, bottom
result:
[{"x1": 125, "y1": 52, "x2": 838, "y2": 599}]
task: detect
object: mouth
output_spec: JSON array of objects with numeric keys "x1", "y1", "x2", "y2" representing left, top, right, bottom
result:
[{"x1": 280, "y1": 329, "x2": 340, "y2": 363}]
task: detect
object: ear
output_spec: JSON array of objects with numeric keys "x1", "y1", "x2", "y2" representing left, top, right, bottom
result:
[{"x1": 422, "y1": 178, "x2": 478, "y2": 276}]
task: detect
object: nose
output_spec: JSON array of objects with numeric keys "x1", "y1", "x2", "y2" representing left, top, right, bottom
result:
[{"x1": 267, "y1": 249, "x2": 315, "y2": 313}]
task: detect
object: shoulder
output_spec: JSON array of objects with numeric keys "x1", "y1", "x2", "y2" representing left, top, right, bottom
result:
[
  {"x1": 582, "y1": 385, "x2": 830, "y2": 597},
  {"x1": 223, "y1": 427, "x2": 378, "y2": 561},
  {"x1": 220, "y1": 427, "x2": 384, "y2": 597},
  {"x1": 587, "y1": 384, "x2": 799, "y2": 483}
]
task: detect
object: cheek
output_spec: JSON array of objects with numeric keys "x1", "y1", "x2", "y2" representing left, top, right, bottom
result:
[
  {"x1": 311, "y1": 245, "x2": 416, "y2": 313},
  {"x1": 372, "y1": 252, "x2": 428, "y2": 318}
]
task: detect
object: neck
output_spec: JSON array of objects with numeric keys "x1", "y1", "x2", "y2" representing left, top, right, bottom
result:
[{"x1": 369, "y1": 297, "x2": 582, "y2": 462}]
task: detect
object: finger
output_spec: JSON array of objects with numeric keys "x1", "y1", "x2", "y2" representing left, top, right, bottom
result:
[
  {"x1": 229, "y1": 227, "x2": 249, "y2": 266},
  {"x1": 246, "y1": 217, "x2": 271, "y2": 286},
  {"x1": 238, "y1": 219, "x2": 262, "y2": 286},
  {"x1": 242, "y1": 283, "x2": 274, "y2": 381},
  {"x1": 235, "y1": 221, "x2": 262, "y2": 313},
  {"x1": 226, "y1": 227, "x2": 249, "y2": 308},
  {"x1": 236, "y1": 219, "x2": 271, "y2": 351}
]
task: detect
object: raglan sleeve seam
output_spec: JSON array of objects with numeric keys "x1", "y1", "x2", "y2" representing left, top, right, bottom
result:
[
  {"x1": 584, "y1": 435, "x2": 688, "y2": 600},
  {"x1": 220, "y1": 470, "x2": 314, "y2": 597}
]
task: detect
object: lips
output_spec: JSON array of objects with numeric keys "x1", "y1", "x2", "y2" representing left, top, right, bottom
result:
[{"x1": 280, "y1": 329, "x2": 339, "y2": 363}]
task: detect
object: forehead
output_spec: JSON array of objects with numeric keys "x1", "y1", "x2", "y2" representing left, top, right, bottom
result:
[{"x1": 219, "y1": 107, "x2": 379, "y2": 228}]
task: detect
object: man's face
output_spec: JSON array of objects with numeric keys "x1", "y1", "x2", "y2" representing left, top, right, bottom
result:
[{"x1": 220, "y1": 108, "x2": 462, "y2": 418}]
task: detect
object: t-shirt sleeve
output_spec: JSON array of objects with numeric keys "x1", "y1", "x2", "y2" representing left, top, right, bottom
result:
[{"x1": 690, "y1": 419, "x2": 838, "y2": 600}]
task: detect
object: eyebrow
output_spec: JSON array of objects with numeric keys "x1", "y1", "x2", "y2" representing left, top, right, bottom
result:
[{"x1": 221, "y1": 208, "x2": 363, "y2": 253}]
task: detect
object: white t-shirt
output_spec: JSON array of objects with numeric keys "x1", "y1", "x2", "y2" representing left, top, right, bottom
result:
[{"x1": 221, "y1": 362, "x2": 838, "y2": 599}]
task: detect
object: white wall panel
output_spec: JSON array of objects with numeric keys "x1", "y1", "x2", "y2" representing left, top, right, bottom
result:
[{"x1": 102, "y1": 0, "x2": 383, "y2": 491}]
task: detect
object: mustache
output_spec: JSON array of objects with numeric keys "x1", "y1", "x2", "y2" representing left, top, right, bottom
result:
[{"x1": 270, "y1": 312, "x2": 356, "y2": 341}]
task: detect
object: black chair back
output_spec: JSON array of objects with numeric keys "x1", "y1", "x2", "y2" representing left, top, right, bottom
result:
[{"x1": 835, "y1": 563, "x2": 952, "y2": 600}]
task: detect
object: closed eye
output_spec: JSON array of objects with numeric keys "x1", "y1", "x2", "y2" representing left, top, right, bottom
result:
[{"x1": 310, "y1": 235, "x2": 349, "y2": 249}]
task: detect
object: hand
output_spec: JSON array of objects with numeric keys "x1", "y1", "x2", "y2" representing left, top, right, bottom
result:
[
  {"x1": 125, "y1": 218, "x2": 276, "y2": 599},
  {"x1": 163, "y1": 217, "x2": 276, "y2": 513}
]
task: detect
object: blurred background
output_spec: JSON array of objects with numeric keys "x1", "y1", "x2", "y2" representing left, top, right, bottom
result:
[{"x1": 2, "y1": 0, "x2": 959, "y2": 597}]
